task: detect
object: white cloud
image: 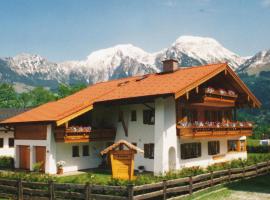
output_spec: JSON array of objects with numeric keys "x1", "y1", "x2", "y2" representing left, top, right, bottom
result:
[{"x1": 262, "y1": 0, "x2": 270, "y2": 8}]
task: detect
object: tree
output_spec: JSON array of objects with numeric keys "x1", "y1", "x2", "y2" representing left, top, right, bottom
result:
[
  {"x1": 57, "y1": 83, "x2": 87, "y2": 99},
  {"x1": 18, "y1": 87, "x2": 56, "y2": 107},
  {"x1": 28, "y1": 87, "x2": 56, "y2": 107},
  {"x1": 0, "y1": 83, "x2": 19, "y2": 108}
]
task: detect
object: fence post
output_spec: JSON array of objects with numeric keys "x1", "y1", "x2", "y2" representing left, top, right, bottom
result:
[
  {"x1": 163, "y1": 179, "x2": 167, "y2": 200},
  {"x1": 189, "y1": 176, "x2": 193, "y2": 195},
  {"x1": 17, "y1": 178, "x2": 23, "y2": 200},
  {"x1": 255, "y1": 163, "x2": 258, "y2": 176},
  {"x1": 210, "y1": 171, "x2": 213, "y2": 187},
  {"x1": 228, "y1": 168, "x2": 231, "y2": 183},
  {"x1": 85, "y1": 182, "x2": 90, "y2": 200},
  {"x1": 49, "y1": 180, "x2": 55, "y2": 200},
  {"x1": 267, "y1": 160, "x2": 270, "y2": 173},
  {"x1": 242, "y1": 166, "x2": 245, "y2": 179},
  {"x1": 127, "y1": 184, "x2": 134, "y2": 200}
]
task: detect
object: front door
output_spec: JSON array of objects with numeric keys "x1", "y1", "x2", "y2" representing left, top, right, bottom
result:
[
  {"x1": 19, "y1": 145, "x2": 30, "y2": 170},
  {"x1": 35, "y1": 146, "x2": 46, "y2": 172}
]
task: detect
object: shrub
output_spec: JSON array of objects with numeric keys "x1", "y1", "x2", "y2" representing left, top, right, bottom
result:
[
  {"x1": 0, "y1": 156, "x2": 14, "y2": 169},
  {"x1": 32, "y1": 162, "x2": 43, "y2": 172},
  {"x1": 247, "y1": 145, "x2": 270, "y2": 153},
  {"x1": 0, "y1": 171, "x2": 54, "y2": 183},
  {"x1": 207, "y1": 162, "x2": 231, "y2": 172},
  {"x1": 178, "y1": 166, "x2": 204, "y2": 177}
]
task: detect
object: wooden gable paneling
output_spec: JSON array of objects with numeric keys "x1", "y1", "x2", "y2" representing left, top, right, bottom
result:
[{"x1": 15, "y1": 125, "x2": 47, "y2": 140}]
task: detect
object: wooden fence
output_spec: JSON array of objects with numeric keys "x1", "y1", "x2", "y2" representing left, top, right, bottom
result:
[{"x1": 0, "y1": 161, "x2": 269, "y2": 200}]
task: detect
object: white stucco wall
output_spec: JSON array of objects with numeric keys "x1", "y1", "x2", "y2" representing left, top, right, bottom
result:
[
  {"x1": 114, "y1": 104, "x2": 155, "y2": 172},
  {"x1": 55, "y1": 141, "x2": 105, "y2": 173},
  {"x1": 0, "y1": 129, "x2": 15, "y2": 157},
  {"x1": 154, "y1": 96, "x2": 178, "y2": 174},
  {"x1": 179, "y1": 136, "x2": 247, "y2": 168}
]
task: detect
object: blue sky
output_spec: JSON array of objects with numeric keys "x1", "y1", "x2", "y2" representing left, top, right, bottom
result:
[{"x1": 0, "y1": 0, "x2": 270, "y2": 61}]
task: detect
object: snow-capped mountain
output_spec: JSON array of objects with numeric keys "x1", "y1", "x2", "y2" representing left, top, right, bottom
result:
[
  {"x1": 0, "y1": 35, "x2": 249, "y2": 90},
  {"x1": 238, "y1": 50, "x2": 270, "y2": 75},
  {"x1": 60, "y1": 44, "x2": 157, "y2": 84},
  {"x1": 163, "y1": 36, "x2": 245, "y2": 69}
]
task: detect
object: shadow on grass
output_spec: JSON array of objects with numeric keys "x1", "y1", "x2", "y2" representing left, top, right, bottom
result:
[{"x1": 225, "y1": 174, "x2": 270, "y2": 194}]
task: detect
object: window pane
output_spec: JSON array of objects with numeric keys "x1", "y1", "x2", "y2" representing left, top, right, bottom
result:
[
  {"x1": 72, "y1": 146, "x2": 79, "y2": 157},
  {"x1": 181, "y1": 143, "x2": 201, "y2": 159},
  {"x1": 0, "y1": 138, "x2": 3, "y2": 148},
  {"x1": 8, "y1": 138, "x2": 14, "y2": 148},
  {"x1": 143, "y1": 110, "x2": 155, "y2": 125},
  {"x1": 149, "y1": 143, "x2": 154, "y2": 159},
  {"x1": 208, "y1": 141, "x2": 220, "y2": 155},
  {"x1": 228, "y1": 140, "x2": 237, "y2": 151},
  {"x1": 144, "y1": 144, "x2": 149, "y2": 158},
  {"x1": 82, "y1": 145, "x2": 89, "y2": 156}
]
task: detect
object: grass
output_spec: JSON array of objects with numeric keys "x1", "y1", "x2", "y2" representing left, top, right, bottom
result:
[
  {"x1": 179, "y1": 174, "x2": 270, "y2": 200},
  {"x1": 56, "y1": 170, "x2": 112, "y2": 185}
]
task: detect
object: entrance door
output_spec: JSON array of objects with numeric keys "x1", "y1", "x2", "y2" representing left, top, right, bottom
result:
[
  {"x1": 35, "y1": 146, "x2": 46, "y2": 172},
  {"x1": 19, "y1": 145, "x2": 30, "y2": 170}
]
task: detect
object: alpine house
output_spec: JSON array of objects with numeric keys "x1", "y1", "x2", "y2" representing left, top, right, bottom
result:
[{"x1": 1, "y1": 60, "x2": 261, "y2": 175}]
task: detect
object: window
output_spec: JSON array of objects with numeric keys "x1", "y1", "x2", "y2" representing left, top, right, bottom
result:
[
  {"x1": 181, "y1": 143, "x2": 201, "y2": 159},
  {"x1": 182, "y1": 108, "x2": 198, "y2": 122},
  {"x1": 144, "y1": 143, "x2": 154, "y2": 159},
  {"x1": 0, "y1": 138, "x2": 3, "y2": 148},
  {"x1": 208, "y1": 141, "x2": 220, "y2": 155},
  {"x1": 131, "y1": 110, "x2": 137, "y2": 121},
  {"x1": 228, "y1": 140, "x2": 238, "y2": 152},
  {"x1": 143, "y1": 110, "x2": 155, "y2": 125},
  {"x1": 72, "y1": 146, "x2": 79, "y2": 157},
  {"x1": 8, "y1": 138, "x2": 14, "y2": 148},
  {"x1": 205, "y1": 110, "x2": 222, "y2": 122},
  {"x1": 82, "y1": 145, "x2": 89, "y2": 156}
]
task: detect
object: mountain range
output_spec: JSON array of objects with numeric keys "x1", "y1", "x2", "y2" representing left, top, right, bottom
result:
[{"x1": 0, "y1": 35, "x2": 269, "y2": 92}]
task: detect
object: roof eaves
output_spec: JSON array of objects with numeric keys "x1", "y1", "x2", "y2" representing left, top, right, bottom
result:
[
  {"x1": 226, "y1": 66, "x2": 262, "y2": 108},
  {"x1": 174, "y1": 63, "x2": 227, "y2": 99}
]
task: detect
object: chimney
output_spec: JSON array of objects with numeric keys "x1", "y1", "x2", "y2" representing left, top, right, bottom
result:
[{"x1": 162, "y1": 59, "x2": 179, "y2": 73}]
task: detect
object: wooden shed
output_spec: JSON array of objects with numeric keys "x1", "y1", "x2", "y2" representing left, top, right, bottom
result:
[{"x1": 101, "y1": 140, "x2": 143, "y2": 180}]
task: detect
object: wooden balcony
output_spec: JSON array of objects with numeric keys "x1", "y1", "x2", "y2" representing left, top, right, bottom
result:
[
  {"x1": 177, "y1": 122, "x2": 253, "y2": 139},
  {"x1": 190, "y1": 88, "x2": 238, "y2": 107},
  {"x1": 54, "y1": 127, "x2": 116, "y2": 143}
]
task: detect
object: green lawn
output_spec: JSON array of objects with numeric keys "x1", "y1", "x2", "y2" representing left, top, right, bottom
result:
[
  {"x1": 56, "y1": 170, "x2": 112, "y2": 185},
  {"x1": 179, "y1": 174, "x2": 270, "y2": 200}
]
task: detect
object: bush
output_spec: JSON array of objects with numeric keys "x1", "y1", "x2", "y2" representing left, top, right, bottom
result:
[
  {"x1": 247, "y1": 145, "x2": 270, "y2": 153},
  {"x1": 0, "y1": 171, "x2": 54, "y2": 183},
  {"x1": 32, "y1": 162, "x2": 43, "y2": 172},
  {"x1": 207, "y1": 162, "x2": 231, "y2": 172},
  {"x1": 0, "y1": 156, "x2": 14, "y2": 169}
]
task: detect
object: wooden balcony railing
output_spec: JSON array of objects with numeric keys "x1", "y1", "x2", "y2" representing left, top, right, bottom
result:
[
  {"x1": 190, "y1": 87, "x2": 238, "y2": 107},
  {"x1": 54, "y1": 127, "x2": 116, "y2": 143},
  {"x1": 204, "y1": 87, "x2": 238, "y2": 99},
  {"x1": 177, "y1": 122, "x2": 253, "y2": 138}
]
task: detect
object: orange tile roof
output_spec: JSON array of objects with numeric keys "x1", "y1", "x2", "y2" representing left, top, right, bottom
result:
[{"x1": 1, "y1": 63, "x2": 260, "y2": 124}]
